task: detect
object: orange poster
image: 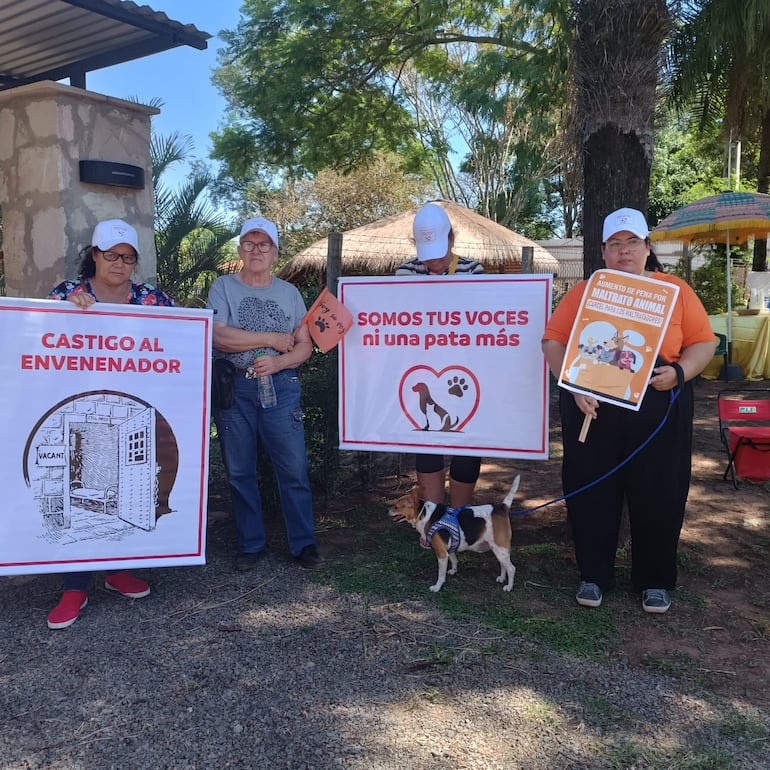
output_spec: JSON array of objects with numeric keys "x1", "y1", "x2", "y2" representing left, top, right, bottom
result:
[
  {"x1": 558, "y1": 269, "x2": 680, "y2": 410},
  {"x1": 303, "y1": 287, "x2": 354, "y2": 353}
]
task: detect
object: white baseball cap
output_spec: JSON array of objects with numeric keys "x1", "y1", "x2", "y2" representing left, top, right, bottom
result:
[
  {"x1": 413, "y1": 203, "x2": 451, "y2": 262},
  {"x1": 240, "y1": 217, "x2": 279, "y2": 249},
  {"x1": 92, "y1": 219, "x2": 139, "y2": 253},
  {"x1": 602, "y1": 208, "x2": 649, "y2": 242}
]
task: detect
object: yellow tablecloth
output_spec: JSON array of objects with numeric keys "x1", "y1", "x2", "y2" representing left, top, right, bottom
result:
[{"x1": 703, "y1": 312, "x2": 770, "y2": 380}]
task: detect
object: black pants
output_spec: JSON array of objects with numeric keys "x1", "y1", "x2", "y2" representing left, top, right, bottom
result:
[
  {"x1": 559, "y1": 381, "x2": 694, "y2": 592},
  {"x1": 415, "y1": 454, "x2": 481, "y2": 484}
]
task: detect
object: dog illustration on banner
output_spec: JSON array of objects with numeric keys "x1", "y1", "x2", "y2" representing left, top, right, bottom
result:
[
  {"x1": 400, "y1": 365, "x2": 480, "y2": 432},
  {"x1": 22, "y1": 391, "x2": 179, "y2": 545},
  {"x1": 566, "y1": 321, "x2": 647, "y2": 401}
]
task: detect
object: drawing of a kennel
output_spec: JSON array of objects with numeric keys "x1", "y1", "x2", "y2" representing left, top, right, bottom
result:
[{"x1": 24, "y1": 392, "x2": 179, "y2": 539}]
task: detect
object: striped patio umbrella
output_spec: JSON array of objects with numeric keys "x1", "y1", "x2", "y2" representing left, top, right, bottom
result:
[
  {"x1": 650, "y1": 191, "x2": 770, "y2": 245},
  {"x1": 650, "y1": 191, "x2": 770, "y2": 373}
]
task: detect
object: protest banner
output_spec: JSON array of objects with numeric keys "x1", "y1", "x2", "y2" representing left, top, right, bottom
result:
[
  {"x1": 557, "y1": 268, "x2": 680, "y2": 411},
  {"x1": 338, "y1": 275, "x2": 552, "y2": 460},
  {"x1": 0, "y1": 298, "x2": 212, "y2": 576}
]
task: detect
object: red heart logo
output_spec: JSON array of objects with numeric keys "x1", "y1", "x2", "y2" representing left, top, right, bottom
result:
[{"x1": 399, "y1": 365, "x2": 480, "y2": 432}]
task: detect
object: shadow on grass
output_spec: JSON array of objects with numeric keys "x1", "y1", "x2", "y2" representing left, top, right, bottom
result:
[{"x1": 315, "y1": 502, "x2": 620, "y2": 661}]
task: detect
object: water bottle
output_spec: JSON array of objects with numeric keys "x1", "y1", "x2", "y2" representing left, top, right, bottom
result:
[{"x1": 255, "y1": 353, "x2": 277, "y2": 408}]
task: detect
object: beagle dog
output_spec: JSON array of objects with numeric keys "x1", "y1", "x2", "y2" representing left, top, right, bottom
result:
[{"x1": 388, "y1": 476, "x2": 520, "y2": 593}]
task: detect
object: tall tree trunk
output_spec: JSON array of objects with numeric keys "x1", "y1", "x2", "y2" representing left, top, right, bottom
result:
[
  {"x1": 753, "y1": 106, "x2": 770, "y2": 272},
  {"x1": 582, "y1": 125, "x2": 650, "y2": 276},
  {"x1": 572, "y1": 0, "x2": 672, "y2": 277}
]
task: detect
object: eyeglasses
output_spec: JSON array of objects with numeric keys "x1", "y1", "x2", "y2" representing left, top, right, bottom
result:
[
  {"x1": 99, "y1": 248, "x2": 138, "y2": 265},
  {"x1": 605, "y1": 237, "x2": 646, "y2": 251},
  {"x1": 240, "y1": 240, "x2": 274, "y2": 253}
]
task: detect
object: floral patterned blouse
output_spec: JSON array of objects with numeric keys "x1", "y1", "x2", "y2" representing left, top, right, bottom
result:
[{"x1": 48, "y1": 279, "x2": 175, "y2": 306}]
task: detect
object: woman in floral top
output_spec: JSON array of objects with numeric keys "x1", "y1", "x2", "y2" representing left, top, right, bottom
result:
[
  {"x1": 46, "y1": 219, "x2": 173, "y2": 630},
  {"x1": 48, "y1": 220, "x2": 173, "y2": 308}
]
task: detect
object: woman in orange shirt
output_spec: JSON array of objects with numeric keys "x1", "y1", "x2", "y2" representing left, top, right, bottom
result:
[{"x1": 542, "y1": 208, "x2": 715, "y2": 615}]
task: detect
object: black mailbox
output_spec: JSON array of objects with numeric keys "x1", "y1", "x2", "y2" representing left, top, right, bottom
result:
[{"x1": 79, "y1": 160, "x2": 145, "y2": 189}]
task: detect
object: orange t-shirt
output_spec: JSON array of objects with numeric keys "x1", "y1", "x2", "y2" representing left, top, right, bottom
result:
[{"x1": 544, "y1": 271, "x2": 714, "y2": 363}]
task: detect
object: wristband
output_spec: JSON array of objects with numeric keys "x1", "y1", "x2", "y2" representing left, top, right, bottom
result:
[{"x1": 670, "y1": 361, "x2": 685, "y2": 390}]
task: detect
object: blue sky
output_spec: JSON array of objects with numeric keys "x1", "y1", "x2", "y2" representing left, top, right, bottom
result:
[{"x1": 85, "y1": 1, "x2": 244, "y2": 190}]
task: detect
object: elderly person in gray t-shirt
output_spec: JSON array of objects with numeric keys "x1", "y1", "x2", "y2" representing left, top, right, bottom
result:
[{"x1": 207, "y1": 217, "x2": 322, "y2": 571}]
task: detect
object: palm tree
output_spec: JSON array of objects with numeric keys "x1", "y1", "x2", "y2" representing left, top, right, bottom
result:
[
  {"x1": 571, "y1": 0, "x2": 673, "y2": 275},
  {"x1": 152, "y1": 131, "x2": 237, "y2": 305},
  {"x1": 667, "y1": 0, "x2": 770, "y2": 270}
]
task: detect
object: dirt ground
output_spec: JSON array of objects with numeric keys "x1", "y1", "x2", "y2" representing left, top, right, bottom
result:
[
  {"x1": 496, "y1": 378, "x2": 769, "y2": 708},
  {"x1": 489, "y1": 379, "x2": 769, "y2": 708},
  {"x1": 322, "y1": 378, "x2": 770, "y2": 710}
]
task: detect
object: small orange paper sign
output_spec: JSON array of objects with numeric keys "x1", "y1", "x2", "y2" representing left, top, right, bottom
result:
[{"x1": 303, "y1": 287, "x2": 354, "y2": 352}]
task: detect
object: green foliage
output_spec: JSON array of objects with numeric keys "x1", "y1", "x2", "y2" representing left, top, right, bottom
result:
[
  {"x1": 667, "y1": 0, "x2": 770, "y2": 138},
  {"x1": 262, "y1": 153, "x2": 435, "y2": 260},
  {"x1": 151, "y1": 132, "x2": 238, "y2": 304},
  {"x1": 665, "y1": 0, "x2": 770, "y2": 227},
  {"x1": 671, "y1": 246, "x2": 747, "y2": 314},
  {"x1": 212, "y1": 0, "x2": 572, "y2": 230},
  {"x1": 648, "y1": 112, "x2": 726, "y2": 225},
  {"x1": 213, "y1": 0, "x2": 428, "y2": 174},
  {"x1": 296, "y1": 289, "x2": 343, "y2": 499}
]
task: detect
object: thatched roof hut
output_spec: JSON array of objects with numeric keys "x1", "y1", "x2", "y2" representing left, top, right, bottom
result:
[{"x1": 277, "y1": 200, "x2": 559, "y2": 281}]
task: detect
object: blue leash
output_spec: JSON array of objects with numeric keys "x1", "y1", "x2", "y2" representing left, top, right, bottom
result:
[{"x1": 509, "y1": 388, "x2": 682, "y2": 516}]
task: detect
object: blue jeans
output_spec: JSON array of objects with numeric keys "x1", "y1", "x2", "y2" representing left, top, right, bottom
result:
[{"x1": 214, "y1": 369, "x2": 317, "y2": 556}]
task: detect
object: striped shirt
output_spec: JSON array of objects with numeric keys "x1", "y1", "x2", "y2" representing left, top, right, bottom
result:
[{"x1": 394, "y1": 256, "x2": 484, "y2": 276}]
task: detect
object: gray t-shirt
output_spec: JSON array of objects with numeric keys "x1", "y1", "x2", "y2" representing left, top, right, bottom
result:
[{"x1": 207, "y1": 274, "x2": 308, "y2": 370}]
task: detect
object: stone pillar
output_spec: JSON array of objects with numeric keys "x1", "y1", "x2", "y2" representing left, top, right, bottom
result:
[{"x1": 0, "y1": 81, "x2": 159, "y2": 299}]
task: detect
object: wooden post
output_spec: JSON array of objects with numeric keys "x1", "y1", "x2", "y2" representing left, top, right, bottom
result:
[
  {"x1": 521, "y1": 245, "x2": 534, "y2": 274},
  {"x1": 326, "y1": 232, "x2": 343, "y2": 296},
  {"x1": 324, "y1": 232, "x2": 343, "y2": 465}
]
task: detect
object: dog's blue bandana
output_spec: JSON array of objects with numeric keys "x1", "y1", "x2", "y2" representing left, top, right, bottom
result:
[{"x1": 423, "y1": 507, "x2": 464, "y2": 553}]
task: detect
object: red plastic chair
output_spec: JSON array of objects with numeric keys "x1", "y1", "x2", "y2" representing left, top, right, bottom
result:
[{"x1": 717, "y1": 389, "x2": 770, "y2": 487}]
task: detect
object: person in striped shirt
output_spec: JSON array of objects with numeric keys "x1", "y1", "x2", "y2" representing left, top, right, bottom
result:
[
  {"x1": 395, "y1": 203, "x2": 484, "y2": 508},
  {"x1": 395, "y1": 204, "x2": 484, "y2": 277}
]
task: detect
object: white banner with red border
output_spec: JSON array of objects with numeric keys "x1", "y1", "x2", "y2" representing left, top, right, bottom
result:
[
  {"x1": 0, "y1": 297, "x2": 212, "y2": 576},
  {"x1": 338, "y1": 275, "x2": 552, "y2": 460}
]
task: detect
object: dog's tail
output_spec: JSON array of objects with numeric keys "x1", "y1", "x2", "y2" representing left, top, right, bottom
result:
[
  {"x1": 440, "y1": 415, "x2": 460, "y2": 431},
  {"x1": 502, "y1": 475, "x2": 521, "y2": 512}
]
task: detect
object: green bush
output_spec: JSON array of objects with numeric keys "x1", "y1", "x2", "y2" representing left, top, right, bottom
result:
[
  {"x1": 299, "y1": 340, "x2": 342, "y2": 499},
  {"x1": 672, "y1": 247, "x2": 747, "y2": 314},
  {"x1": 255, "y1": 280, "x2": 343, "y2": 505}
]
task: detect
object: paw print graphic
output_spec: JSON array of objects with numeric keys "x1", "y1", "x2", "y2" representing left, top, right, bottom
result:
[
  {"x1": 314, "y1": 317, "x2": 329, "y2": 333},
  {"x1": 447, "y1": 376, "x2": 469, "y2": 398}
]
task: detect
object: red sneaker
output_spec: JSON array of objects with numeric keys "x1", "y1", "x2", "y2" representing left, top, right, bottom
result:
[
  {"x1": 47, "y1": 590, "x2": 88, "y2": 629},
  {"x1": 104, "y1": 571, "x2": 150, "y2": 599}
]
